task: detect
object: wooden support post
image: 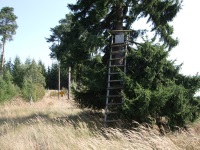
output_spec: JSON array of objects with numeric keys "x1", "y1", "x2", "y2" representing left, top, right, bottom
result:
[
  {"x1": 58, "y1": 62, "x2": 60, "y2": 100},
  {"x1": 68, "y1": 66, "x2": 71, "y2": 100}
]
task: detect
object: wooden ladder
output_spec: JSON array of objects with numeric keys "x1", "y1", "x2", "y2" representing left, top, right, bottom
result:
[{"x1": 104, "y1": 30, "x2": 131, "y2": 126}]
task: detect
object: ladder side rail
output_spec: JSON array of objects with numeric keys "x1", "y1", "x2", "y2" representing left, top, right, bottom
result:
[
  {"x1": 104, "y1": 35, "x2": 114, "y2": 125},
  {"x1": 104, "y1": 30, "x2": 131, "y2": 125},
  {"x1": 123, "y1": 33, "x2": 129, "y2": 74}
]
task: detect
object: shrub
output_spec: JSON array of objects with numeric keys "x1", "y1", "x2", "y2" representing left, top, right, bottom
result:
[{"x1": 0, "y1": 70, "x2": 18, "y2": 103}]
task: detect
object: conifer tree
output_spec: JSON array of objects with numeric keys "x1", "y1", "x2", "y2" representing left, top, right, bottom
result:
[
  {"x1": 0, "y1": 7, "x2": 18, "y2": 76},
  {"x1": 0, "y1": 69, "x2": 17, "y2": 102},
  {"x1": 38, "y1": 60, "x2": 47, "y2": 78},
  {"x1": 21, "y1": 59, "x2": 46, "y2": 101},
  {"x1": 122, "y1": 41, "x2": 200, "y2": 126},
  {"x1": 12, "y1": 56, "x2": 24, "y2": 88},
  {"x1": 48, "y1": 0, "x2": 200, "y2": 126},
  {"x1": 67, "y1": 0, "x2": 181, "y2": 51}
]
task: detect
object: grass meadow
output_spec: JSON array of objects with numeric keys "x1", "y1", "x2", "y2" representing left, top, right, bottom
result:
[{"x1": 0, "y1": 90, "x2": 200, "y2": 150}]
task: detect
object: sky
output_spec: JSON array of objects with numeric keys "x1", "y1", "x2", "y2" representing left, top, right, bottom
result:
[
  {"x1": 0, "y1": 0, "x2": 76, "y2": 67},
  {"x1": 0, "y1": 0, "x2": 199, "y2": 77}
]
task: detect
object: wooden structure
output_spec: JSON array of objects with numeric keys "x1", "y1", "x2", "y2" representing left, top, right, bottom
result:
[{"x1": 104, "y1": 30, "x2": 131, "y2": 126}]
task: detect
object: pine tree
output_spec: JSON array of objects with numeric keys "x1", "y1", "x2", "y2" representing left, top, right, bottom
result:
[{"x1": 0, "y1": 7, "x2": 18, "y2": 76}]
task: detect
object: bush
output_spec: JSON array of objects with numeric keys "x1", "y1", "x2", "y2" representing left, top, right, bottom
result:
[
  {"x1": 21, "y1": 60, "x2": 46, "y2": 101},
  {"x1": 121, "y1": 42, "x2": 200, "y2": 127},
  {"x1": 72, "y1": 56, "x2": 107, "y2": 109},
  {"x1": 0, "y1": 70, "x2": 18, "y2": 103},
  {"x1": 72, "y1": 41, "x2": 200, "y2": 127},
  {"x1": 21, "y1": 80, "x2": 45, "y2": 102}
]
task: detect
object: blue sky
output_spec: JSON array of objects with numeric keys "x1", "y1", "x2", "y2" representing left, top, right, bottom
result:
[
  {"x1": 0, "y1": 0, "x2": 76, "y2": 67},
  {"x1": 0, "y1": 0, "x2": 200, "y2": 77}
]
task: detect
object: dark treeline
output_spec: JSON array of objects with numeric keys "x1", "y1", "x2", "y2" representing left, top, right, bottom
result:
[
  {"x1": 0, "y1": 56, "x2": 65, "y2": 103},
  {"x1": 46, "y1": 63, "x2": 69, "y2": 90}
]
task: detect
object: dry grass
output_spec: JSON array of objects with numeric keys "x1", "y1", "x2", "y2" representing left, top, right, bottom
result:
[{"x1": 0, "y1": 90, "x2": 200, "y2": 150}]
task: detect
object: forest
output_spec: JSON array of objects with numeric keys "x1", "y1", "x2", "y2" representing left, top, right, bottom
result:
[{"x1": 1, "y1": 0, "x2": 200, "y2": 129}]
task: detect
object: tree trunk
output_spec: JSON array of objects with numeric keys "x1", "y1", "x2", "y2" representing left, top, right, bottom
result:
[
  {"x1": 58, "y1": 62, "x2": 60, "y2": 100},
  {"x1": 113, "y1": 5, "x2": 124, "y2": 65},
  {"x1": 68, "y1": 66, "x2": 71, "y2": 100},
  {"x1": 0, "y1": 39, "x2": 5, "y2": 76}
]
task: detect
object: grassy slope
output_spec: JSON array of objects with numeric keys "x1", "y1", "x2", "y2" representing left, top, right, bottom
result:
[{"x1": 0, "y1": 90, "x2": 200, "y2": 150}]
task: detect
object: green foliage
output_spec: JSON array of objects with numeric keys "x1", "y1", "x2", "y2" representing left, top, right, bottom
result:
[
  {"x1": 0, "y1": 7, "x2": 18, "y2": 41},
  {"x1": 46, "y1": 65, "x2": 58, "y2": 89},
  {"x1": 162, "y1": 82, "x2": 200, "y2": 126},
  {"x1": 38, "y1": 60, "x2": 47, "y2": 78},
  {"x1": 0, "y1": 7, "x2": 18, "y2": 75},
  {"x1": 68, "y1": 0, "x2": 181, "y2": 50},
  {"x1": 21, "y1": 60, "x2": 46, "y2": 101},
  {"x1": 46, "y1": 0, "x2": 200, "y2": 127},
  {"x1": 0, "y1": 57, "x2": 47, "y2": 103},
  {"x1": 0, "y1": 70, "x2": 18, "y2": 103},
  {"x1": 72, "y1": 56, "x2": 107, "y2": 109},
  {"x1": 45, "y1": 63, "x2": 68, "y2": 89},
  {"x1": 12, "y1": 56, "x2": 25, "y2": 88},
  {"x1": 121, "y1": 41, "x2": 200, "y2": 126},
  {"x1": 22, "y1": 81, "x2": 45, "y2": 102},
  {"x1": 4, "y1": 58, "x2": 13, "y2": 73}
]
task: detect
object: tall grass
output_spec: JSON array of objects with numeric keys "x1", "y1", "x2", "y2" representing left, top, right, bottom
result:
[{"x1": 0, "y1": 90, "x2": 200, "y2": 149}]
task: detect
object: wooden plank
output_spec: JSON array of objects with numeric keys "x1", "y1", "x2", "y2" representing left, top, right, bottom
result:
[
  {"x1": 107, "y1": 86, "x2": 123, "y2": 90},
  {"x1": 108, "y1": 72, "x2": 121, "y2": 75},
  {"x1": 111, "y1": 43, "x2": 128, "y2": 47},
  {"x1": 107, "y1": 95, "x2": 122, "y2": 98},
  {"x1": 105, "y1": 120, "x2": 121, "y2": 123},
  {"x1": 108, "y1": 80, "x2": 123, "y2": 82},
  {"x1": 109, "y1": 65, "x2": 125, "y2": 67},
  {"x1": 110, "y1": 57, "x2": 125, "y2": 61},
  {"x1": 111, "y1": 50, "x2": 126, "y2": 54},
  {"x1": 107, "y1": 103, "x2": 123, "y2": 106},
  {"x1": 108, "y1": 30, "x2": 132, "y2": 35},
  {"x1": 105, "y1": 111, "x2": 118, "y2": 114}
]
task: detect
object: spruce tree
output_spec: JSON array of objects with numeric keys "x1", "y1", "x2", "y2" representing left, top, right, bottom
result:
[
  {"x1": 48, "y1": 0, "x2": 200, "y2": 126},
  {"x1": 12, "y1": 56, "x2": 24, "y2": 88},
  {"x1": 21, "y1": 59, "x2": 46, "y2": 101},
  {"x1": 122, "y1": 41, "x2": 200, "y2": 126},
  {"x1": 0, "y1": 69, "x2": 17, "y2": 102}
]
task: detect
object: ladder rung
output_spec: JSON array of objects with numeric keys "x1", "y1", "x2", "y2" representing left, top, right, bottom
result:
[
  {"x1": 109, "y1": 65, "x2": 125, "y2": 67},
  {"x1": 110, "y1": 57, "x2": 125, "y2": 61},
  {"x1": 111, "y1": 50, "x2": 126, "y2": 54},
  {"x1": 111, "y1": 43, "x2": 128, "y2": 47},
  {"x1": 108, "y1": 80, "x2": 123, "y2": 82},
  {"x1": 108, "y1": 30, "x2": 132, "y2": 34},
  {"x1": 105, "y1": 111, "x2": 118, "y2": 114},
  {"x1": 107, "y1": 103, "x2": 122, "y2": 106},
  {"x1": 107, "y1": 95, "x2": 122, "y2": 98},
  {"x1": 105, "y1": 120, "x2": 120, "y2": 123},
  {"x1": 108, "y1": 72, "x2": 121, "y2": 75},
  {"x1": 107, "y1": 86, "x2": 123, "y2": 90}
]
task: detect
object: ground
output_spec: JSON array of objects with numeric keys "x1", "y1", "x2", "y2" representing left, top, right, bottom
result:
[{"x1": 0, "y1": 90, "x2": 200, "y2": 150}]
